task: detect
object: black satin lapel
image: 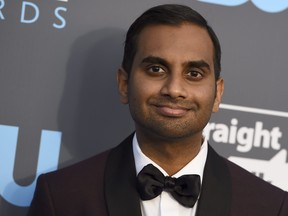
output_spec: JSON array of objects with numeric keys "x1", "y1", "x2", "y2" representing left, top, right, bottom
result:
[
  {"x1": 104, "y1": 133, "x2": 142, "y2": 216},
  {"x1": 196, "y1": 145, "x2": 232, "y2": 216}
]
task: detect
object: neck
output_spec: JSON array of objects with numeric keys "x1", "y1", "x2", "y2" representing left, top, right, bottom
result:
[{"x1": 136, "y1": 131, "x2": 203, "y2": 176}]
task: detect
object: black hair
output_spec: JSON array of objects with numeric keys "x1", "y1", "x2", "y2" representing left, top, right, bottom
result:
[{"x1": 122, "y1": 4, "x2": 221, "y2": 79}]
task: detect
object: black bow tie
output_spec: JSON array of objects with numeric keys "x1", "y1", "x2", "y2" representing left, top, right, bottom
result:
[{"x1": 136, "y1": 164, "x2": 201, "y2": 208}]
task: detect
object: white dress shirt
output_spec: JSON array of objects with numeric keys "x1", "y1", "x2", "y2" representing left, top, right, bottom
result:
[{"x1": 132, "y1": 134, "x2": 208, "y2": 216}]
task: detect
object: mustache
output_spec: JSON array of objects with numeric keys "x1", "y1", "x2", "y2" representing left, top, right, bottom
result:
[{"x1": 148, "y1": 97, "x2": 196, "y2": 110}]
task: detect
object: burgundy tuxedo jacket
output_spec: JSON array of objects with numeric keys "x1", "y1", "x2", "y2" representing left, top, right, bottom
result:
[{"x1": 28, "y1": 134, "x2": 288, "y2": 216}]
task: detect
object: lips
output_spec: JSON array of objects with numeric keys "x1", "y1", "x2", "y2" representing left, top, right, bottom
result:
[{"x1": 154, "y1": 104, "x2": 190, "y2": 117}]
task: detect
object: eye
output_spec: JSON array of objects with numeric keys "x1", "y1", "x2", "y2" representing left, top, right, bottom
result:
[
  {"x1": 187, "y1": 70, "x2": 203, "y2": 79},
  {"x1": 147, "y1": 65, "x2": 165, "y2": 74},
  {"x1": 190, "y1": 71, "x2": 202, "y2": 77},
  {"x1": 186, "y1": 70, "x2": 204, "y2": 81}
]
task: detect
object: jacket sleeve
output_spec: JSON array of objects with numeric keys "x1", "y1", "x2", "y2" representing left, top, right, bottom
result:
[{"x1": 27, "y1": 174, "x2": 56, "y2": 216}]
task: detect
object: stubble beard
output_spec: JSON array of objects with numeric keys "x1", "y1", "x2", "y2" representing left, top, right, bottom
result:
[{"x1": 131, "y1": 105, "x2": 211, "y2": 142}]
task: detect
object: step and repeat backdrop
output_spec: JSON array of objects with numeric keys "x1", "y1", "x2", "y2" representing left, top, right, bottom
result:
[{"x1": 0, "y1": 0, "x2": 287, "y2": 215}]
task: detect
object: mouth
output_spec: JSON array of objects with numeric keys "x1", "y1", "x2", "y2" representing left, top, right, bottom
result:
[{"x1": 154, "y1": 104, "x2": 191, "y2": 117}]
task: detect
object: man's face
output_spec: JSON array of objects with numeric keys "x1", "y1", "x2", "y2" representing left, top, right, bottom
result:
[{"x1": 118, "y1": 23, "x2": 224, "y2": 141}]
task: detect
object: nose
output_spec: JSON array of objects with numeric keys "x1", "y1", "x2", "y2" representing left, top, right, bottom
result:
[{"x1": 160, "y1": 74, "x2": 188, "y2": 99}]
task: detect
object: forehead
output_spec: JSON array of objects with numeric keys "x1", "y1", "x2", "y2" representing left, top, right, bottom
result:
[{"x1": 134, "y1": 23, "x2": 214, "y2": 67}]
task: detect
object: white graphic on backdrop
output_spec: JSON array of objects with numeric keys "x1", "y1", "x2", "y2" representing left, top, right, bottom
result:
[
  {"x1": 0, "y1": 1, "x2": 68, "y2": 29},
  {"x1": 220, "y1": 104, "x2": 288, "y2": 118},
  {"x1": 0, "y1": 125, "x2": 62, "y2": 207},
  {"x1": 198, "y1": 0, "x2": 288, "y2": 13},
  {"x1": 205, "y1": 103, "x2": 288, "y2": 191},
  {"x1": 0, "y1": 0, "x2": 5, "y2": 20},
  {"x1": 205, "y1": 118, "x2": 282, "y2": 153},
  {"x1": 229, "y1": 149, "x2": 288, "y2": 191}
]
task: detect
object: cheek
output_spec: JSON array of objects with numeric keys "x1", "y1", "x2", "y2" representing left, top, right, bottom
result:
[
  {"x1": 129, "y1": 76, "x2": 160, "y2": 100},
  {"x1": 194, "y1": 84, "x2": 217, "y2": 111},
  {"x1": 128, "y1": 81, "x2": 148, "y2": 109},
  {"x1": 195, "y1": 83, "x2": 215, "y2": 99}
]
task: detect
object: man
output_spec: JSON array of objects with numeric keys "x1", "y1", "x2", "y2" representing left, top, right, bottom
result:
[{"x1": 28, "y1": 4, "x2": 288, "y2": 216}]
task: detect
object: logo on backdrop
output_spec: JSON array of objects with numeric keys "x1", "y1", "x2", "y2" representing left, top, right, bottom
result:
[
  {"x1": 0, "y1": 0, "x2": 68, "y2": 29},
  {"x1": 0, "y1": 125, "x2": 62, "y2": 207},
  {"x1": 0, "y1": 0, "x2": 5, "y2": 20},
  {"x1": 204, "y1": 104, "x2": 288, "y2": 191},
  {"x1": 198, "y1": 0, "x2": 288, "y2": 13}
]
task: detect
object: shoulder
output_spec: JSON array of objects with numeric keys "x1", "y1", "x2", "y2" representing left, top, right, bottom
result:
[
  {"x1": 206, "y1": 145, "x2": 288, "y2": 215},
  {"x1": 28, "y1": 150, "x2": 112, "y2": 216},
  {"x1": 38, "y1": 132, "x2": 135, "y2": 187},
  {"x1": 41, "y1": 149, "x2": 111, "y2": 185},
  {"x1": 224, "y1": 157, "x2": 284, "y2": 194},
  {"x1": 31, "y1": 149, "x2": 112, "y2": 203},
  {"x1": 28, "y1": 134, "x2": 135, "y2": 215},
  {"x1": 224, "y1": 156, "x2": 288, "y2": 214},
  {"x1": 207, "y1": 145, "x2": 285, "y2": 197}
]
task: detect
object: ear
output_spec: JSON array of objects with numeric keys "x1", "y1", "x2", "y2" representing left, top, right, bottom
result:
[
  {"x1": 117, "y1": 67, "x2": 129, "y2": 104},
  {"x1": 212, "y1": 78, "x2": 224, "y2": 113}
]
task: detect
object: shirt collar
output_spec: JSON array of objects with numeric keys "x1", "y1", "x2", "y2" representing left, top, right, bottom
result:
[{"x1": 132, "y1": 133, "x2": 208, "y2": 182}]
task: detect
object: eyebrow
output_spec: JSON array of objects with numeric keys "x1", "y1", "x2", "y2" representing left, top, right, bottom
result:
[
  {"x1": 185, "y1": 60, "x2": 211, "y2": 71},
  {"x1": 141, "y1": 55, "x2": 211, "y2": 71},
  {"x1": 141, "y1": 56, "x2": 169, "y2": 68}
]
